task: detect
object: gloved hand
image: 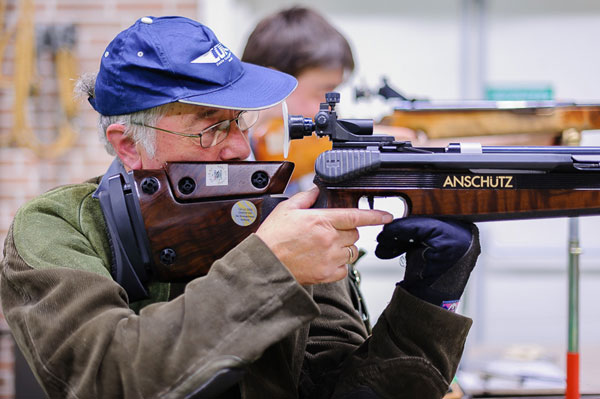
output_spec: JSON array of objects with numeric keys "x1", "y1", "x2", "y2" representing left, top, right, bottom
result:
[{"x1": 375, "y1": 217, "x2": 480, "y2": 310}]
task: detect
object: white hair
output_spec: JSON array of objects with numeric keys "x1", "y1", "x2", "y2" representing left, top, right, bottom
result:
[{"x1": 75, "y1": 72, "x2": 173, "y2": 157}]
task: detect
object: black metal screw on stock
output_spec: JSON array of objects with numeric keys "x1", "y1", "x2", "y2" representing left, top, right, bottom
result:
[
  {"x1": 160, "y1": 248, "x2": 177, "y2": 266},
  {"x1": 141, "y1": 177, "x2": 159, "y2": 195},
  {"x1": 251, "y1": 171, "x2": 269, "y2": 189},
  {"x1": 178, "y1": 177, "x2": 196, "y2": 195}
]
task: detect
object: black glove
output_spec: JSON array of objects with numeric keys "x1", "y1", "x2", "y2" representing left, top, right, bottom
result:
[{"x1": 375, "y1": 217, "x2": 480, "y2": 310}]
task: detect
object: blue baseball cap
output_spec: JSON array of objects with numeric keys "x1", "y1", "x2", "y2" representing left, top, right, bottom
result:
[{"x1": 89, "y1": 16, "x2": 297, "y2": 116}]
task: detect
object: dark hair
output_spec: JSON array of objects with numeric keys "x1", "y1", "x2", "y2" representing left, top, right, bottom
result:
[{"x1": 241, "y1": 7, "x2": 354, "y2": 77}]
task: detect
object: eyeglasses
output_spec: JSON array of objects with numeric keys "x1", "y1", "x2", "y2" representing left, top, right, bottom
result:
[{"x1": 132, "y1": 110, "x2": 260, "y2": 148}]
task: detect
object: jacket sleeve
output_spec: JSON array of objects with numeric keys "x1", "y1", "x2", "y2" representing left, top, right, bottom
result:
[
  {"x1": 1, "y1": 194, "x2": 320, "y2": 399},
  {"x1": 302, "y1": 279, "x2": 472, "y2": 399}
]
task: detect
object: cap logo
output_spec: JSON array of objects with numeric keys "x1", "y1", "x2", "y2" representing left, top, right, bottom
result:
[{"x1": 191, "y1": 43, "x2": 232, "y2": 66}]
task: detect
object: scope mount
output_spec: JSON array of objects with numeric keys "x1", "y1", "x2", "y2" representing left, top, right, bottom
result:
[{"x1": 287, "y1": 92, "x2": 395, "y2": 145}]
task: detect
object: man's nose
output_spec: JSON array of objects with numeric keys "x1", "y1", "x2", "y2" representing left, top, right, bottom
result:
[{"x1": 220, "y1": 123, "x2": 252, "y2": 160}]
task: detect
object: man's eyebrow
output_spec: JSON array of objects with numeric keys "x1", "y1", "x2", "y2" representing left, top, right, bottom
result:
[
  {"x1": 196, "y1": 108, "x2": 221, "y2": 119},
  {"x1": 188, "y1": 108, "x2": 220, "y2": 123},
  {"x1": 201, "y1": 109, "x2": 220, "y2": 118}
]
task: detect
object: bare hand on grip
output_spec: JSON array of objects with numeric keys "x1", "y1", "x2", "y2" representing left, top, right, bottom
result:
[{"x1": 256, "y1": 187, "x2": 393, "y2": 285}]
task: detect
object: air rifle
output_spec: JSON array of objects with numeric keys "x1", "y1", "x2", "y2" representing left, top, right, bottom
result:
[
  {"x1": 357, "y1": 79, "x2": 600, "y2": 143},
  {"x1": 287, "y1": 92, "x2": 600, "y2": 221},
  {"x1": 104, "y1": 92, "x2": 600, "y2": 301}
]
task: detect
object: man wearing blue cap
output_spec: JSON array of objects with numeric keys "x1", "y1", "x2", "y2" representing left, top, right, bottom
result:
[{"x1": 1, "y1": 16, "x2": 480, "y2": 399}]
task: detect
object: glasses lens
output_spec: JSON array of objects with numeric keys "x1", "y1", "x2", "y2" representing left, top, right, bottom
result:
[
  {"x1": 199, "y1": 111, "x2": 260, "y2": 148},
  {"x1": 236, "y1": 111, "x2": 260, "y2": 131},
  {"x1": 200, "y1": 122, "x2": 229, "y2": 148}
]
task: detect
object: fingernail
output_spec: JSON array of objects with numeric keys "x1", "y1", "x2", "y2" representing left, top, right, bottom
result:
[{"x1": 382, "y1": 214, "x2": 393, "y2": 223}]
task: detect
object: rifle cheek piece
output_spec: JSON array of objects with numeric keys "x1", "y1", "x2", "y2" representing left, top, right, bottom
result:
[{"x1": 99, "y1": 161, "x2": 294, "y2": 302}]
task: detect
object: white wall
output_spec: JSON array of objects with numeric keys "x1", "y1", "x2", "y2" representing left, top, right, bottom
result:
[{"x1": 487, "y1": 0, "x2": 600, "y2": 101}]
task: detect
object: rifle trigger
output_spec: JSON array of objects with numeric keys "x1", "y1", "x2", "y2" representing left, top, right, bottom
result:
[{"x1": 368, "y1": 196, "x2": 374, "y2": 210}]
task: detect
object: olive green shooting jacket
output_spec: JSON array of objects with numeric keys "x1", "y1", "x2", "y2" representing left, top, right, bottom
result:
[{"x1": 1, "y1": 177, "x2": 472, "y2": 399}]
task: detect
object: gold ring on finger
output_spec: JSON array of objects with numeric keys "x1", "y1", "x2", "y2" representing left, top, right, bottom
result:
[{"x1": 346, "y1": 246, "x2": 354, "y2": 264}]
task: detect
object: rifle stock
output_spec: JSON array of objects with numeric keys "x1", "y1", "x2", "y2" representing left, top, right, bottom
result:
[
  {"x1": 380, "y1": 102, "x2": 600, "y2": 140},
  {"x1": 358, "y1": 80, "x2": 600, "y2": 142},
  {"x1": 314, "y1": 172, "x2": 600, "y2": 222},
  {"x1": 125, "y1": 161, "x2": 293, "y2": 282}
]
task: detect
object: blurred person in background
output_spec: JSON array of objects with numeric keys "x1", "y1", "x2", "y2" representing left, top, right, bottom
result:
[{"x1": 242, "y1": 6, "x2": 415, "y2": 193}]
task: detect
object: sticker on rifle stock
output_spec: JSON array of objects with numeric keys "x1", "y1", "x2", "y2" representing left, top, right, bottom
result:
[
  {"x1": 206, "y1": 164, "x2": 228, "y2": 186},
  {"x1": 231, "y1": 200, "x2": 258, "y2": 226}
]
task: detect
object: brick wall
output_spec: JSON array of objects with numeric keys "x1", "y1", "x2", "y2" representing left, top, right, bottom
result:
[{"x1": 0, "y1": 1, "x2": 200, "y2": 396}]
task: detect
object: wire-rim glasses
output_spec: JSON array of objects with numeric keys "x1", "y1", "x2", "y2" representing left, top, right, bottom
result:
[{"x1": 132, "y1": 110, "x2": 259, "y2": 148}]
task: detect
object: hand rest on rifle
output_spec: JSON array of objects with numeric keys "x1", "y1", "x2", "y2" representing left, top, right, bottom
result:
[{"x1": 288, "y1": 92, "x2": 600, "y2": 222}]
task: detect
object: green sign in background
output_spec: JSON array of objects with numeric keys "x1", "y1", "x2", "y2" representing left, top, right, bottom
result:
[{"x1": 485, "y1": 85, "x2": 554, "y2": 101}]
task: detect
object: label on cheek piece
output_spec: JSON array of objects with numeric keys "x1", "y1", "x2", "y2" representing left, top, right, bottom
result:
[
  {"x1": 206, "y1": 164, "x2": 228, "y2": 186},
  {"x1": 442, "y1": 300, "x2": 459, "y2": 312},
  {"x1": 231, "y1": 200, "x2": 258, "y2": 226}
]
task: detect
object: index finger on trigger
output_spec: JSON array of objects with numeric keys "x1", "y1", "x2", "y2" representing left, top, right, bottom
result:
[{"x1": 328, "y1": 209, "x2": 393, "y2": 230}]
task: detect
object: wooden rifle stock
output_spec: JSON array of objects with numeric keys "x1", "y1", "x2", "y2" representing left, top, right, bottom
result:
[
  {"x1": 357, "y1": 80, "x2": 600, "y2": 143},
  {"x1": 380, "y1": 103, "x2": 600, "y2": 140},
  {"x1": 128, "y1": 161, "x2": 293, "y2": 282},
  {"x1": 314, "y1": 168, "x2": 600, "y2": 222}
]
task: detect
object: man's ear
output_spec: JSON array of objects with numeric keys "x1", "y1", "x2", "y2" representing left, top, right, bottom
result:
[{"x1": 106, "y1": 123, "x2": 142, "y2": 170}]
